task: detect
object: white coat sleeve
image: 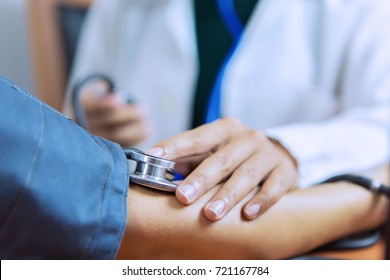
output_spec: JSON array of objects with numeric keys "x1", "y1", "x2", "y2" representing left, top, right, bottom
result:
[{"x1": 266, "y1": 1, "x2": 390, "y2": 187}]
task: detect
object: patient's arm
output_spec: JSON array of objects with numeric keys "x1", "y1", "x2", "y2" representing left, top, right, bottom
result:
[{"x1": 117, "y1": 182, "x2": 388, "y2": 259}]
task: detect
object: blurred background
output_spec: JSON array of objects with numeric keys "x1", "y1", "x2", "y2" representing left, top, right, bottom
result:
[
  {"x1": 0, "y1": 0, "x2": 34, "y2": 92},
  {"x1": 0, "y1": 0, "x2": 92, "y2": 110}
]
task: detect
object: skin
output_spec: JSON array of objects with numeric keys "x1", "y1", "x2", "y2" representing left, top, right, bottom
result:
[
  {"x1": 80, "y1": 80, "x2": 151, "y2": 147},
  {"x1": 78, "y1": 84, "x2": 388, "y2": 258},
  {"x1": 116, "y1": 181, "x2": 388, "y2": 260},
  {"x1": 79, "y1": 89, "x2": 298, "y2": 222},
  {"x1": 147, "y1": 117, "x2": 299, "y2": 222}
]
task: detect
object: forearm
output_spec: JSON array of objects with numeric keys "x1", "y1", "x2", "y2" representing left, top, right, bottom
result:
[{"x1": 117, "y1": 182, "x2": 388, "y2": 259}]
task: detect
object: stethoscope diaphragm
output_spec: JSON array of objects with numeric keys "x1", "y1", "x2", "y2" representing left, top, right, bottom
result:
[{"x1": 124, "y1": 148, "x2": 178, "y2": 192}]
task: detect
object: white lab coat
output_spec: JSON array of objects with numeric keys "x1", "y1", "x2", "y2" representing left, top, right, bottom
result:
[{"x1": 65, "y1": 0, "x2": 390, "y2": 187}]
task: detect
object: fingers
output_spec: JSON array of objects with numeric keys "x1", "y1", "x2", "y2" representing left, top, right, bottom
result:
[
  {"x1": 84, "y1": 94, "x2": 127, "y2": 115},
  {"x1": 79, "y1": 81, "x2": 151, "y2": 147},
  {"x1": 80, "y1": 80, "x2": 120, "y2": 114},
  {"x1": 202, "y1": 147, "x2": 277, "y2": 221},
  {"x1": 147, "y1": 117, "x2": 299, "y2": 222},
  {"x1": 147, "y1": 117, "x2": 244, "y2": 159},
  {"x1": 175, "y1": 133, "x2": 259, "y2": 206},
  {"x1": 89, "y1": 103, "x2": 151, "y2": 147},
  {"x1": 203, "y1": 159, "x2": 296, "y2": 222},
  {"x1": 174, "y1": 154, "x2": 210, "y2": 177},
  {"x1": 88, "y1": 103, "x2": 147, "y2": 127},
  {"x1": 243, "y1": 162, "x2": 298, "y2": 220}
]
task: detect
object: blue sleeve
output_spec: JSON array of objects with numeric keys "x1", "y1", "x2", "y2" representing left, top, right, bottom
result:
[{"x1": 0, "y1": 76, "x2": 129, "y2": 259}]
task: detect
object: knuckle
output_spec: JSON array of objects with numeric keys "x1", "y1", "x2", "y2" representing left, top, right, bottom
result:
[
  {"x1": 227, "y1": 117, "x2": 242, "y2": 125},
  {"x1": 260, "y1": 188, "x2": 278, "y2": 207},
  {"x1": 210, "y1": 153, "x2": 232, "y2": 173},
  {"x1": 277, "y1": 163, "x2": 298, "y2": 185},
  {"x1": 219, "y1": 117, "x2": 242, "y2": 128},
  {"x1": 283, "y1": 170, "x2": 299, "y2": 190},
  {"x1": 248, "y1": 129, "x2": 266, "y2": 142},
  {"x1": 190, "y1": 131, "x2": 204, "y2": 155},
  {"x1": 164, "y1": 139, "x2": 179, "y2": 156},
  {"x1": 225, "y1": 187, "x2": 239, "y2": 204},
  {"x1": 193, "y1": 172, "x2": 211, "y2": 187},
  {"x1": 236, "y1": 164, "x2": 258, "y2": 182}
]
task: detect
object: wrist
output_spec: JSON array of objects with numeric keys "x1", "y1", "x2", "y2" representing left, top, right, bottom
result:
[{"x1": 269, "y1": 137, "x2": 298, "y2": 169}]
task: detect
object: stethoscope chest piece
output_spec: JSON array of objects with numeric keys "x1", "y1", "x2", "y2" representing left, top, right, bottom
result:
[{"x1": 124, "y1": 148, "x2": 177, "y2": 192}]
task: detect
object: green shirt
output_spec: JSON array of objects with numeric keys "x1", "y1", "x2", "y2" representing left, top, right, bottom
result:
[{"x1": 192, "y1": 0, "x2": 259, "y2": 128}]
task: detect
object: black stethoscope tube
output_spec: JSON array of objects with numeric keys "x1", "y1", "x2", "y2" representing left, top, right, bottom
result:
[{"x1": 320, "y1": 174, "x2": 390, "y2": 199}]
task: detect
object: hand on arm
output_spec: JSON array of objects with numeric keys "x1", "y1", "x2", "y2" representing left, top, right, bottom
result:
[
  {"x1": 80, "y1": 80, "x2": 151, "y2": 147},
  {"x1": 147, "y1": 117, "x2": 298, "y2": 221}
]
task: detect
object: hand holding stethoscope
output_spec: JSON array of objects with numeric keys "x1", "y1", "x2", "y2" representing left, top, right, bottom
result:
[
  {"x1": 72, "y1": 75, "x2": 298, "y2": 223},
  {"x1": 73, "y1": 74, "x2": 151, "y2": 147},
  {"x1": 146, "y1": 117, "x2": 299, "y2": 222}
]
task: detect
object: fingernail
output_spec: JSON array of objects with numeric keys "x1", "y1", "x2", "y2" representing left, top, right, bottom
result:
[
  {"x1": 146, "y1": 147, "x2": 164, "y2": 157},
  {"x1": 205, "y1": 200, "x2": 226, "y2": 220},
  {"x1": 245, "y1": 203, "x2": 261, "y2": 219},
  {"x1": 176, "y1": 184, "x2": 196, "y2": 204}
]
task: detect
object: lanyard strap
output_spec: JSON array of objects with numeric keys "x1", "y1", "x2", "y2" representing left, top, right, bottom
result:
[
  {"x1": 215, "y1": 0, "x2": 244, "y2": 41},
  {"x1": 204, "y1": 0, "x2": 245, "y2": 123}
]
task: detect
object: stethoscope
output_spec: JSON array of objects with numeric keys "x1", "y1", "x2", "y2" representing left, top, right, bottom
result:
[{"x1": 124, "y1": 148, "x2": 178, "y2": 192}]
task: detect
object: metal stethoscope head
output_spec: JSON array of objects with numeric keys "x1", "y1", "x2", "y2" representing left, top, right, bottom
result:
[{"x1": 124, "y1": 148, "x2": 178, "y2": 192}]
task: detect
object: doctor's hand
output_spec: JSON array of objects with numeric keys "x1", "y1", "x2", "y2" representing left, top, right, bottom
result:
[
  {"x1": 147, "y1": 117, "x2": 298, "y2": 222},
  {"x1": 79, "y1": 80, "x2": 151, "y2": 147}
]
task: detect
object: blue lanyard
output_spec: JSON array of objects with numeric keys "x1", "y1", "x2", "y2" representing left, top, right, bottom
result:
[{"x1": 204, "y1": 0, "x2": 245, "y2": 124}]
